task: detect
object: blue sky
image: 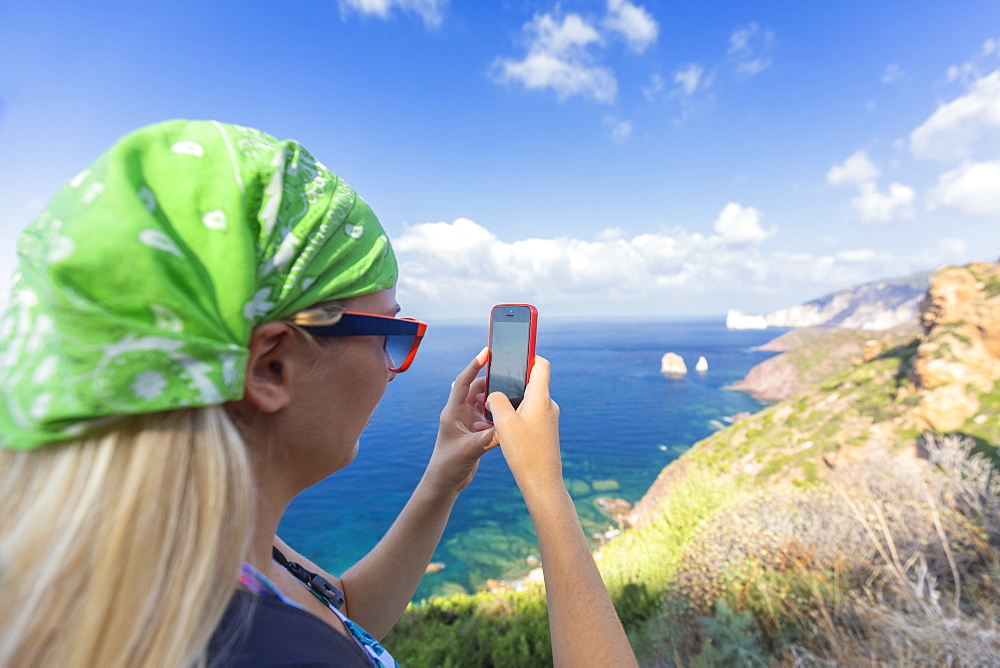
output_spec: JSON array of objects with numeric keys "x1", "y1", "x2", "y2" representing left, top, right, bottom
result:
[{"x1": 1, "y1": 1, "x2": 998, "y2": 319}]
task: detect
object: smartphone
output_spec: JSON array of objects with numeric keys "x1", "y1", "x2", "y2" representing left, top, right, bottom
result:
[{"x1": 485, "y1": 304, "x2": 538, "y2": 423}]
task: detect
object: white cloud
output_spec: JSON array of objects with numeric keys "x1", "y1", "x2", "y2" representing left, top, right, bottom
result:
[
  {"x1": 603, "y1": 0, "x2": 659, "y2": 54},
  {"x1": 394, "y1": 211, "x2": 778, "y2": 310},
  {"x1": 850, "y1": 182, "x2": 917, "y2": 223},
  {"x1": 712, "y1": 202, "x2": 773, "y2": 244},
  {"x1": 493, "y1": 2, "x2": 657, "y2": 103},
  {"x1": 727, "y1": 22, "x2": 774, "y2": 78},
  {"x1": 728, "y1": 24, "x2": 754, "y2": 53},
  {"x1": 492, "y1": 12, "x2": 617, "y2": 102},
  {"x1": 392, "y1": 216, "x2": 966, "y2": 317},
  {"x1": 643, "y1": 72, "x2": 665, "y2": 100},
  {"x1": 881, "y1": 63, "x2": 905, "y2": 84},
  {"x1": 910, "y1": 69, "x2": 1000, "y2": 161},
  {"x1": 604, "y1": 117, "x2": 633, "y2": 142},
  {"x1": 528, "y1": 13, "x2": 602, "y2": 54},
  {"x1": 835, "y1": 248, "x2": 877, "y2": 263},
  {"x1": 927, "y1": 160, "x2": 1000, "y2": 220},
  {"x1": 946, "y1": 38, "x2": 1000, "y2": 85},
  {"x1": 736, "y1": 58, "x2": 770, "y2": 78},
  {"x1": 338, "y1": 0, "x2": 447, "y2": 27},
  {"x1": 827, "y1": 150, "x2": 880, "y2": 187},
  {"x1": 495, "y1": 52, "x2": 617, "y2": 103},
  {"x1": 674, "y1": 63, "x2": 705, "y2": 95}
]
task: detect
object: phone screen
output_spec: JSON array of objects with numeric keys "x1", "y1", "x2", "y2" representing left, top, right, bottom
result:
[{"x1": 486, "y1": 305, "x2": 535, "y2": 419}]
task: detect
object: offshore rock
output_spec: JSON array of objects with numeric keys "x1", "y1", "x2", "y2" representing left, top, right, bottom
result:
[
  {"x1": 660, "y1": 353, "x2": 687, "y2": 375},
  {"x1": 726, "y1": 309, "x2": 767, "y2": 329},
  {"x1": 695, "y1": 356, "x2": 709, "y2": 372}
]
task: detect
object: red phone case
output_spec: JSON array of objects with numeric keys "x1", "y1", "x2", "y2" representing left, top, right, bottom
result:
[{"x1": 485, "y1": 303, "x2": 538, "y2": 423}]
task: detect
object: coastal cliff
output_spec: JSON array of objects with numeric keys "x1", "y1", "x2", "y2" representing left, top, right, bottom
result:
[
  {"x1": 725, "y1": 326, "x2": 917, "y2": 401},
  {"x1": 907, "y1": 262, "x2": 1000, "y2": 431},
  {"x1": 727, "y1": 271, "x2": 930, "y2": 330},
  {"x1": 612, "y1": 261, "x2": 1000, "y2": 664}
]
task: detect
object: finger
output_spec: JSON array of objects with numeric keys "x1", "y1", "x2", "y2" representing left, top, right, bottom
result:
[
  {"x1": 450, "y1": 348, "x2": 489, "y2": 403},
  {"x1": 486, "y1": 391, "x2": 516, "y2": 424},
  {"x1": 522, "y1": 355, "x2": 551, "y2": 401},
  {"x1": 482, "y1": 430, "x2": 501, "y2": 451},
  {"x1": 465, "y1": 376, "x2": 488, "y2": 406}
]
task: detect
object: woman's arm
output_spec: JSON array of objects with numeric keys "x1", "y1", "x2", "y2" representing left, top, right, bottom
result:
[
  {"x1": 336, "y1": 348, "x2": 495, "y2": 639},
  {"x1": 488, "y1": 357, "x2": 638, "y2": 667}
]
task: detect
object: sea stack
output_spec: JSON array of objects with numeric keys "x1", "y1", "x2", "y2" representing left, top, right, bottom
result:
[
  {"x1": 695, "y1": 356, "x2": 708, "y2": 372},
  {"x1": 660, "y1": 353, "x2": 687, "y2": 375}
]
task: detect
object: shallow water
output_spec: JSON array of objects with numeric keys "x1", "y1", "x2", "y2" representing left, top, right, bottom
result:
[{"x1": 278, "y1": 318, "x2": 782, "y2": 600}]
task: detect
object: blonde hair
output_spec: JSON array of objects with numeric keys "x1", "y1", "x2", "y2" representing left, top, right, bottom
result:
[{"x1": 0, "y1": 406, "x2": 255, "y2": 667}]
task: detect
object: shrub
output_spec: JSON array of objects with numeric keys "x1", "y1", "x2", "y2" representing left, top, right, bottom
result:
[{"x1": 386, "y1": 588, "x2": 552, "y2": 666}]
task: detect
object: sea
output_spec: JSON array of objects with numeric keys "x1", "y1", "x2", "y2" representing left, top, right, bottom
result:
[{"x1": 278, "y1": 318, "x2": 785, "y2": 601}]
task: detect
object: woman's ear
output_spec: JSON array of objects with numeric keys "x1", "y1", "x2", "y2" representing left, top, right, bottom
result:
[{"x1": 241, "y1": 321, "x2": 299, "y2": 414}]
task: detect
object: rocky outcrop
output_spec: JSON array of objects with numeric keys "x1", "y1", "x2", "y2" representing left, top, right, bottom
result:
[
  {"x1": 625, "y1": 262, "x2": 999, "y2": 589},
  {"x1": 727, "y1": 262, "x2": 1000, "y2": 426},
  {"x1": 726, "y1": 310, "x2": 767, "y2": 329},
  {"x1": 727, "y1": 353, "x2": 805, "y2": 401},
  {"x1": 660, "y1": 353, "x2": 687, "y2": 375},
  {"x1": 627, "y1": 459, "x2": 689, "y2": 530},
  {"x1": 908, "y1": 263, "x2": 1000, "y2": 431},
  {"x1": 728, "y1": 271, "x2": 930, "y2": 330},
  {"x1": 727, "y1": 326, "x2": 917, "y2": 402},
  {"x1": 862, "y1": 339, "x2": 885, "y2": 362}
]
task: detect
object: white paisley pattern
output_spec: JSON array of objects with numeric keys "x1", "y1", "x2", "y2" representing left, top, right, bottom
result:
[{"x1": 0, "y1": 120, "x2": 397, "y2": 450}]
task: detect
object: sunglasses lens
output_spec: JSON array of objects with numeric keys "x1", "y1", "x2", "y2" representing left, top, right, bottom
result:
[{"x1": 385, "y1": 334, "x2": 415, "y2": 370}]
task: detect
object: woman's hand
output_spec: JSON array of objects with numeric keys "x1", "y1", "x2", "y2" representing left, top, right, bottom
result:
[
  {"x1": 489, "y1": 356, "x2": 638, "y2": 666},
  {"x1": 422, "y1": 348, "x2": 496, "y2": 496},
  {"x1": 486, "y1": 356, "x2": 563, "y2": 496}
]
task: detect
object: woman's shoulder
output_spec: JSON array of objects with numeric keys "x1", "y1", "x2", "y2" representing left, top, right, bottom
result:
[
  {"x1": 207, "y1": 589, "x2": 371, "y2": 667},
  {"x1": 274, "y1": 536, "x2": 344, "y2": 588}
]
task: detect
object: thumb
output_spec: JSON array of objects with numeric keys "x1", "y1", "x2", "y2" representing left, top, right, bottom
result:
[{"x1": 487, "y1": 391, "x2": 516, "y2": 424}]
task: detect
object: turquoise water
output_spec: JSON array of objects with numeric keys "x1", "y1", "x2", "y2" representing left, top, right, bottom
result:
[{"x1": 278, "y1": 318, "x2": 782, "y2": 600}]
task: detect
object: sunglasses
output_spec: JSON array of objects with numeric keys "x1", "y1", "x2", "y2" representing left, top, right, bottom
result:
[{"x1": 299, "y1": 311, "x2": 427, "y2": 373}]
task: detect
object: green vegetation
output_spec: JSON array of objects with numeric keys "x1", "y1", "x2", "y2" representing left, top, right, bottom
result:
[
  {"x1": 386, "y1": 587, "x2": 551, "y2": 665},
  {"x1": 388, "y1": 323, "x2": 1000, "y2": 666},
  {"x1": 988, "y1": 275, "x2": 1000, "y2": 299},
  {"x1": 969, "y1": 263, "x2": 1000, "y2": 298}
]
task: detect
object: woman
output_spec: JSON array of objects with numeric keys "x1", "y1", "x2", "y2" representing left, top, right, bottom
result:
[{"x1": 0, "y1": 120, "x2": 636, "y2": 666}]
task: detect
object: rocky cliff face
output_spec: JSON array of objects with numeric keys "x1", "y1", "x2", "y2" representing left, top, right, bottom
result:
[
  {"x1": 907, "y1": 263, "x2": 1000, "y2": 431},
  {"x1": 727, "y1": 263, "x2": 1000, "y2": 424},
  {"x1": 727, "y1": 326, "x2": 918, "y2": 402},
  {"x1": 634, "y1": 261, "x2": 1000, "y2": 529},
  {"x1": 727, "y1": 271, "x2": 930, "y2": 330}
]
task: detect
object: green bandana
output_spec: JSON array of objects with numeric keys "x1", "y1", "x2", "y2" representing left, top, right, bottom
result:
[{"x1": 0, "y1": 120, "x2": 397, "y2": 450}]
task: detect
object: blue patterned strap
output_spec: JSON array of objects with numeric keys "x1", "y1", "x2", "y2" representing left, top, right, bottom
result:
[{"x1": 266, "y1": 549, "x2": 400, "y2": 667}]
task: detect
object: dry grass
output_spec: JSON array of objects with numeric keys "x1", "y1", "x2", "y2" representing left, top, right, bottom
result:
[{"x1": 633, "y1": 433, "x2": 1000, "y2": 666}]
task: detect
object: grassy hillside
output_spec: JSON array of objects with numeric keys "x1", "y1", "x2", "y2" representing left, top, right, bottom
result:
[{"x1": 386, "y1": 319, "x2": 1000, "y2": 665}]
